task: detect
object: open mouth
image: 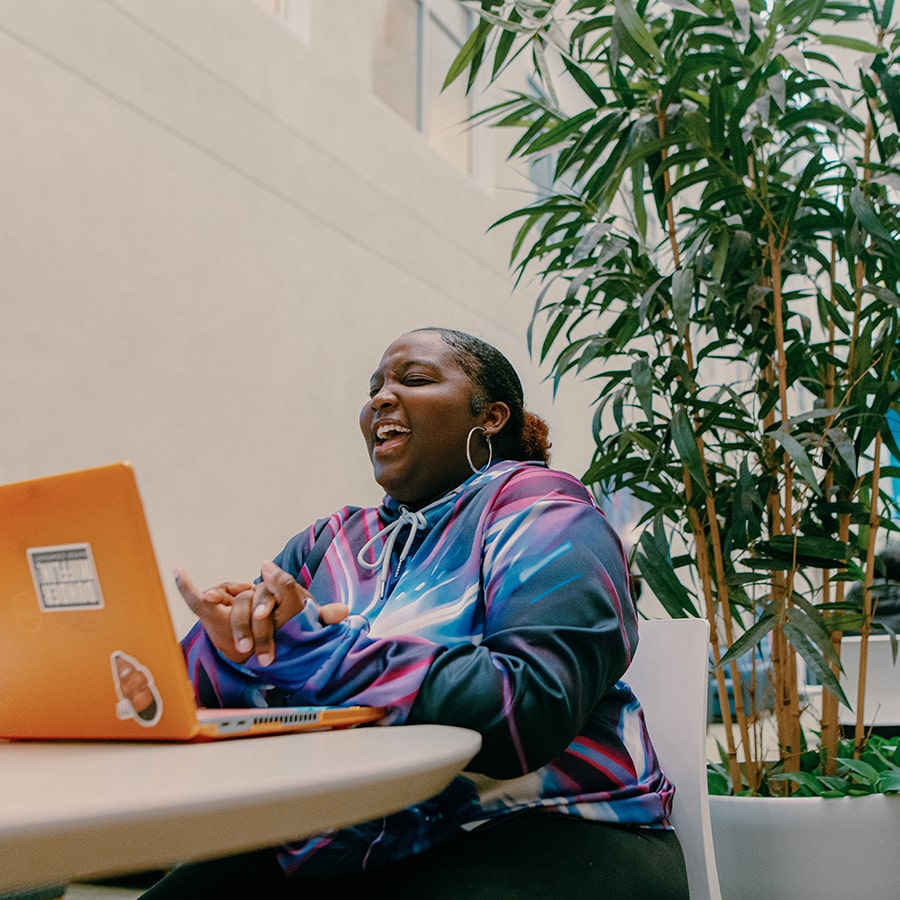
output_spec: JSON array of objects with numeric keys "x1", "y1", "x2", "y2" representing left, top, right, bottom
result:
[{"x1": 374, "y1": 422, "x2": 411, "y2": 452}]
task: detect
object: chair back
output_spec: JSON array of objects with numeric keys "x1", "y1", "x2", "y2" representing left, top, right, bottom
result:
[
  {"x1": 624, "y1": 617, "x2": 722, "y2": 900},
  {"x1": 838, "y1": 635, "x2": 900, "y2": 727}
]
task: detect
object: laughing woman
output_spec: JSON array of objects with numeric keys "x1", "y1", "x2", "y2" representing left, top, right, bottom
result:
[{"x1": 143, "y1": 328, "x2": 689, "y2": 899}]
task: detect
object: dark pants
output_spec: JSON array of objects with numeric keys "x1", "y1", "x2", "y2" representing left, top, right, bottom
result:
[{"x1": 140, "y1": 814, "x2": 689, "y2": 899}]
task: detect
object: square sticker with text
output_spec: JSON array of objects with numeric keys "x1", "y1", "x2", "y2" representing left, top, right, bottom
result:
[{"x1": 27, "y1": 543, "x2": 105, "y2": 611}]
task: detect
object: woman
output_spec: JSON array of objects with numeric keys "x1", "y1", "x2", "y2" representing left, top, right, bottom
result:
[{"x1": 144, "y1": 328, "x2": 689, "y2": 898}]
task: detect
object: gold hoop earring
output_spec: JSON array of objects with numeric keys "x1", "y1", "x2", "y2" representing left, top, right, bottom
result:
[{"x1": 466, "y1": 426, "x2": 493, "y2": 474}]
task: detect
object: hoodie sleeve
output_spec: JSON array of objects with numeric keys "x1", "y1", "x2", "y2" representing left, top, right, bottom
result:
[{"x1": 180, "y1": 513, "x2": 444, "y2": 720}]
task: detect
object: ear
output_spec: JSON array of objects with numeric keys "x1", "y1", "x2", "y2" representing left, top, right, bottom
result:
[{"x1": 481, "y1": 401, "x2": 511, "y2": 436}]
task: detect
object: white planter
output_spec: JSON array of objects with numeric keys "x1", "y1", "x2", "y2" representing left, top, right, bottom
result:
[{"x1": 709, "y1": 793, "x2": 900, "y2": 900}]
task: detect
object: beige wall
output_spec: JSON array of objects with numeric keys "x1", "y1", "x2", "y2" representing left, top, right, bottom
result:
[{"x1": 0, "y1": 0, "x2": 597, "y2": 633}]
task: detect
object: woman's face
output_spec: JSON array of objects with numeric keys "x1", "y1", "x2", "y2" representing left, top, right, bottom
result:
[{"x1": 360, "y1": 331, "x2": 507, "y2": 508}]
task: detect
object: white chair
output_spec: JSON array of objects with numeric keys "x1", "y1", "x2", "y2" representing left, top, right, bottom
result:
[
  {"x1": 624, "y1": 617, "x2": 722, "y2": 900},
  {"x1": 838, "y1": 634, "x2": 900, "y2": 730}
]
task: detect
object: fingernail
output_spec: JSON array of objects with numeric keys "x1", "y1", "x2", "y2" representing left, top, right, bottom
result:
[
  {"x1": 236, "y1": 637, "x2": 252, "y2": 653},
  {"x1": 257, "y1": 652, "x2": 273, "y2": 667}
]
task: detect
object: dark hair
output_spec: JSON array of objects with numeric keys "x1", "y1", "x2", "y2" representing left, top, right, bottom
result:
[{"x1": 414, "y1": 327, "x2": 552, "y2": 464}]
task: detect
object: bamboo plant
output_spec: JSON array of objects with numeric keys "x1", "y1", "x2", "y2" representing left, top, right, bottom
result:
[{"x1": 448, "y1": 0, "x2": 900, "y2": 794}]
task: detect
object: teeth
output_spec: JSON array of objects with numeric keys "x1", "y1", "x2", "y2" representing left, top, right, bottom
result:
[{"x1": 376, "y1": 423, "x2": 410, "y2": 441}]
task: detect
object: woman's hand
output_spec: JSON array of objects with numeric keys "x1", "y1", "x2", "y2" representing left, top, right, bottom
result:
[{"x1": 175, "y1": 562, "x2": 349, "y2": 666}]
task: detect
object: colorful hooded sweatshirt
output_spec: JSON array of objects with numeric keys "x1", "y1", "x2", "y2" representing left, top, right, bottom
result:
[{"x1": 181, "y1": 460, "x2": 674, "y2": 878}]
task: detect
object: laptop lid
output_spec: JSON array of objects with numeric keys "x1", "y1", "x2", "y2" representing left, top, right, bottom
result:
[{"x1": 0, "y1": 462, "x2": 383, "y2": 740}]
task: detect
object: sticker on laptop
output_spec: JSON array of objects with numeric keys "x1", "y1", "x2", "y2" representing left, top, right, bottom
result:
[
  {"x1": 111, "y1": 651, "x2": 163, "y2": 726},
  {"x1": 27, "y1": 543, "x2": 105, "y2": 611}
]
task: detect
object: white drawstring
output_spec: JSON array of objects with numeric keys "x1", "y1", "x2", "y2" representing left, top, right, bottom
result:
[{"x1": 357, "y1": 505, "x2": 429, "y2": 598}]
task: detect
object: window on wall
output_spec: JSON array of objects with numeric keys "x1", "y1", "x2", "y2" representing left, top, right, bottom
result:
[
  {"x1": 373, "y1": 0, "x2": 475, "y2": 175},
  {"x1": 373, "y1": 0, "x2": 420, "y2": 127},
  {"x1": 249, "y1": 0, "x2": 310, "y2": 34}
]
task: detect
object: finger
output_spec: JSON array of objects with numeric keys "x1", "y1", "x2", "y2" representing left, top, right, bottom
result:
[
  {"x1": 219, "y1": 581, "x2": 256, "y2": 599},
  {"x1": 175, "y1": 570, "x2": 238, "y2": 613},
  {"x1": 259, "y1": 561, "x2": 311, "y2": 628},
  {"x1": 174, "y1": 569, "x2": 207, "y2": 616},
  {"x1": 319, "y1": 602, "x2": 350, "y2": 626},
  {"x1": 251, "y1": 583, "x2": 277, "y2": 667},
  {"x1": 259, "y1": 560, "x2": 301, "y2": 595},
  {"x1": 229, "y1": 588, "x2": 255, "y2": 657}
]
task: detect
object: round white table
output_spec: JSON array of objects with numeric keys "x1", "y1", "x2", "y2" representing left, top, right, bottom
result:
[{"x1": 0, "y1": 724, "x2": 481, "y2": 894}]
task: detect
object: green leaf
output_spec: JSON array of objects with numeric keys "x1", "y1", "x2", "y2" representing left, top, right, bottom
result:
[
  {"x1": 564, "y1": 268, "x2": 594, "y2": 302},
  {"x1": 707, "y1": 767, "x2": 731, "y2": 795},
  {"x1": 671, "y1": 268, "x2": 694, "y2": 339},
  {"x1": 631, "y1": 356, "x2": 654, "y2": 420},
  {"x1": 561, "y1": 55, "x2": 606, "y2": 107},
  {"x1": 816, "y1": 35, "x2": 886, "y2": 55},
  {"x1": 755, "y1": 535, "x2": 850, "y2": 568},
  {"x1": 635, "y1": 519, "x2": 700, "y2": 618},
  {"x1": 526, "y1": 109, "x2": 597, "y2": 155},
  {"x1": 442, "y1": 19, "x2": 488, "y2": 90},
  {"x1": 491, "y1": 8, "x2": 522, "y2": 80},
  {"x1": 877, "y1": 770, "x2": 900, "y2": 794},
  {"x1": 572, "y1": 221, "x2": 612, "y2": 263},
  {"x1": 825, "y1": 428, "x2": 858, "y2": 478},
  {"x1": 613, "y1": 0, "x2": 663, "y2": 65},
  {"x1": 769, "y1": 430, "x2": 823, "y2": 496},
  {"x1": 532, "y1": 38, "x2": 558, "y2": 109},
  {"x1": 716, "y1": 611, "x2": 776, "y2": 669},
  {"x1": 872, "y1": 52, "x2": 900, "y2": 126},
  {"x1": 839, "y1": 757, "x2": 881, "y2": 786},
  {"x1": 708, "y1": 76, "x2": 725, "y2": 156},
  {"x1": 782, "y1": 620, "x2": 849, "y2": 708},
  {"x1": 770, "y1": 770, "x2": 832, "y2": 795},
  {"x1": 786, "y1": 599, "x2": 841, "y2": 667},
  {"x1": 850, "y1": 186, "x2": 894, "y2": 242},
  {"x1": 670, "y1": 408, "x2": 708, "y2": 497},
  {"x1": 509, "y1": 111, "x2": 554, "y2": 158}
]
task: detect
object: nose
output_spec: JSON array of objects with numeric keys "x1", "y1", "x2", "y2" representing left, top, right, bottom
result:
[{"x1": 368, "y1": 383, "x2": 398, "y2": 410}]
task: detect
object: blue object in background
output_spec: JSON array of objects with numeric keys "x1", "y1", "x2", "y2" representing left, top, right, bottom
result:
[{"x1": 888, "y1": 409, "x2": 900, "y2": 513}]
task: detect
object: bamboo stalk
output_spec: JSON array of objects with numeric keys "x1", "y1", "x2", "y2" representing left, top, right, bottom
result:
[
  {"x1": 854, "y1": 434, "x2": 883, "y2": 755},
  {"x1": 820, "y1": 242, "x2": 841, "y2": 774},
  {"x1": 674, "y1": 290, "x2": 756, "y2": 780},
  {"x1": 657, "y1": 99, "x2": 680, "y2": 271},
  {"x1": 654, "y1": 91, "x2": 761, "y2": 788},
  {"x1": 764, "y1": 235, "x2": 803, "y2": 778},
  {"x1": 820, "y1": 629, "x2": 842, "y2": 776},
  {"x1": 698, "y1": 440, "x2": 757, "y2": 786},
  {"x1": 684, "y1": 489, "x2": 744, "y2": 789},
  {"x1": 685, "y1": 438, "x2": 749, "y2": 769},
  {"x1": 849, "y1": 83, "x2": 879, "y2": 757}
]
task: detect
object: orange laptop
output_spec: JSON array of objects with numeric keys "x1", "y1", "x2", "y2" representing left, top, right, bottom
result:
[{"x1": 0, "y1": 462, "x2": 384, "y2": 741}]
